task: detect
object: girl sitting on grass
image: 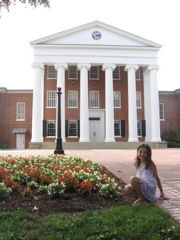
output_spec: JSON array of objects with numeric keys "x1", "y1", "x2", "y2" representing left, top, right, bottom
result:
[{"x1": 125, "y1": 144, "x2": 166, "y2": 206}]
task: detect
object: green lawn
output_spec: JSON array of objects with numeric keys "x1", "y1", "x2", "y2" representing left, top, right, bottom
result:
[{"x1": 0, "y1": 203, "x2": 180, "y2": 240}]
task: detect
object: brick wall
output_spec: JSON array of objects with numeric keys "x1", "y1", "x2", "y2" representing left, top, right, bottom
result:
[
  {"x1": 0, "y1": 90, "x2": 32, "y2": 149},
  {"x1": 43, "y1": 66, "x2": 145, "y2": 142},
  {"x1": 159, "y1": 91, "x2": 180, "y2": 136},
  {"x1": 0, "y1": 75, "x2": 179, "y2": 149}
]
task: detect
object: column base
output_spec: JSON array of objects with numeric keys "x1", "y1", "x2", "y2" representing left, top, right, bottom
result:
[
  {"x1": 128, "y1": 138, "x2": 139, "y2": 142},
  {"x1": 151, "y1": 138, "x2": 161, "y2": 142},
  {"x1": 104, "y1": 138, "x2": 115, "y2": 142},
  {"x1": 29, "y1": 142, "x2": 41, "y2": 149},
  {"x1": 79, "y1": 139, "x2": 90, "y2": 142}
]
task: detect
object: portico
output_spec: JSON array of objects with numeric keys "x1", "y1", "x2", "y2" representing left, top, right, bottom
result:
[{"x1": 30, "y1": 21, "x2": 162, "y2": 148}]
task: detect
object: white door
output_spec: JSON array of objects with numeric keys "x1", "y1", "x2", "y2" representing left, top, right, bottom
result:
[
  {"x1": 16, "y1": 134, "x2": 25, "y2": 149},
  {"x1": 89, "y1": 117, "x2": 102, "y2": 142}
]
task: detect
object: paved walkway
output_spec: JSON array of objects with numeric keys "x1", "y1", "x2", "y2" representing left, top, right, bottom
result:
[{"x1": 0, "y1": 148, "x2": 180, "y2": 222}]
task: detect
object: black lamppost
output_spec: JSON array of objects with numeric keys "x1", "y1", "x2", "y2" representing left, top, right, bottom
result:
[{"x1": 54, "y1": 84, "x2": 64, "y2": 155}]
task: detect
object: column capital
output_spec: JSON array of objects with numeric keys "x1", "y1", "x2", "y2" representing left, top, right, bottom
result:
[
  {"x1": 102, "y1": 64, "x2": 116, "y2": 71},
  {"x1": 148, "y1": 65, "x2": 160, "y2": 71},
  {"x1": 31, "y1": 63, "x2": 44, "y2": 69},
  {"x1": 78, "y1": 63, "x2": 91, "y2": 70},
  {"x1": 124, "y1": 64, "x2": 139, "y2": 71},
  {"x1": 54, "y1": 63, "x2": 68, "y2": 70}
]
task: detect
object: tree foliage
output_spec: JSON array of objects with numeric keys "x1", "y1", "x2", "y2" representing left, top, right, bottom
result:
[
  {"x1": 0, "y1": 0, "x2": 50, "y2": 12},
  {"x1": 161, "y1": 129, "x2": 178, "y2": 142}
]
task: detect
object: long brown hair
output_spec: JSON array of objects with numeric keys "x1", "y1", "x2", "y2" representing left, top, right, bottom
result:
[{"x1": 134, "y1": 144, "x2": 153, "y2": 169}]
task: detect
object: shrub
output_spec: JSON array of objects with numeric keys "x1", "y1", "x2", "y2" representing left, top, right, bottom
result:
[
  {"x1": 161, "y1": 129, "x2": 180, "y2": 148},
  {"x1": 161, "y1": 129, "x2": 178, "y2": 142}
]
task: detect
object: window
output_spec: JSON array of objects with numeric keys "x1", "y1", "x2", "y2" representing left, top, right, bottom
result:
[
  {"x1": 137, "y1": 120, "x2": 142, "y2": 137},
  {"x1": 68, "y1": 91, "x2": 78, "y2": 108},
  {"x1": 159, "y1": 103, "x2": 164, "y2": 120},
  {"x1": 113, "y1": 67, "x2": 120, "y2": 80},
  {"x1": 136, "y1": 92, "x2": 141, "y2": 108},
  {"x1": 16, "y1": 102, "x2": 25, "y2": 121},
  {"x1": 89, "y1": 66, "x2": 99, "y2": 79},
  {"x1": 47, "y1": 91, "x2": 56, "y2": 107},
  {"x1": 90, "y1": 91, "x2": 99, "y2": 108},
  {"x1": 68, "y1": 66, "x2": 78, "y2": 79},
  {"x1": 114, "y1": 91, "x2": 121, "y2": 108},
  {"x1": 47, "y1": 120, "x2": 56, "y2": 137},
  {"x1": 47, "y1": 66, "x2": 57, "y2": 79},
  {"x1": 68, "y1": 120, "x2": 78, "y2": 137},
  {"x1": 136, "y1": 68, "x2": 141, "y2": 80},
  {"x1": 114, "y1": 120, "x2": 121, "y2": 136}
]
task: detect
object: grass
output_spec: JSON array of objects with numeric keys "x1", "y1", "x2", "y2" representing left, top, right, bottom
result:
[{"x1": 0, "y1": 203, "x2": 180, "y2": 240}]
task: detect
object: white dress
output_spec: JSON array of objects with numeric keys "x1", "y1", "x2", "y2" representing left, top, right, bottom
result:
[{"x1": 136, "y1": 163, "x2": 158, "y2": 202}]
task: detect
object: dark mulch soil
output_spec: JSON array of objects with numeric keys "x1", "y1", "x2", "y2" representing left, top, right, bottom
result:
[{"x1": 0, "y1": 169, "x2": 135, "y2": 217}]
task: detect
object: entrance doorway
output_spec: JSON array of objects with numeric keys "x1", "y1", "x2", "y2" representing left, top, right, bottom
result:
[
  {"x1": 16, "y1": 134, "x2": 25, "y2": 149},
  {"x1": 89, "y1": 117, "x2": 105, "y2": 142}
]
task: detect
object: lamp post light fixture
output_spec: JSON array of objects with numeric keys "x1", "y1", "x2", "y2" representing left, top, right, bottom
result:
[{"x1": 54, "y1": 83, "x2": 64, "y2": 155}]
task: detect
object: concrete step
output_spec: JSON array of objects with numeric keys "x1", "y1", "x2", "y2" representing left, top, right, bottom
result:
[{"x1": 29, "y1": 141, "x2": 167, "y2": 149}]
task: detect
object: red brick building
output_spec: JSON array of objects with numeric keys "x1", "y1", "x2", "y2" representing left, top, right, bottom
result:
[
  {"x1": 0, "y1": 88, "x2": 32, "y2": 149},
  {"x1": 0, "y1": 85, "x2": 179, "y2": 149},
  {"x1": 0, "y1": 22, "x2": 179, "y2": 149},
  {"x1": 159, "y1": 89, "x2": 180, "y2": 135},
  {"x1": 29, "y1": 21, "x2": 163, "y2": 149}
]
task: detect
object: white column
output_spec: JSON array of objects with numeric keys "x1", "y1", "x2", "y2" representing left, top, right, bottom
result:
[
  {"x1": 78, "y1": 63, "x2": 91, "y2": 142},
  {"x1": 31, "y1": 63, "x2": 44, "y2": 142},
  {"x1": 102, "y1": 64, "x2": 116, "y2": 142},
  {"x1": 125, "y1": 65, "x2": 139, "y2": 142},
  {"x1": 54, "y1": 63, "x2": 68, "y2": 142},
  {"x1": 143, "y1": 69, "x2": 151, "y2": 141},
  {"x1": 144, "y1": 65, "x2": 161, "y2": 142}
]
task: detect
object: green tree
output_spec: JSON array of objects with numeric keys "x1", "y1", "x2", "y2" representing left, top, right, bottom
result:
[{"x1": 0, "y1": 0, "x2": 50, "y2": 12}]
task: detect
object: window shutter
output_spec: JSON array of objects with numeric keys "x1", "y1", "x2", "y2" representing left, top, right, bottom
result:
[
  {"x1": 65, "y1": 120, "x2": 68, "y2": 137},
  {"x1": 78, "y1": 120, "x2": 80, "y2": 137},
  {"x1": 121, "y1": 120, "x2": 125, "y2": 137},
  {"x1": 142, "y1": 120, "x2": 146, "y2": 137},
  {"x1": 42, "y1": 120, "x2": 47, "y2": 137}
]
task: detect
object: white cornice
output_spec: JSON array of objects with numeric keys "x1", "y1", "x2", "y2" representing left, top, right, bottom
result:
[
  {"x1": 159, "y1": 89, "x2": 180, "y2": 95},
  {"x1": 7, "y1": 89, "x2": 33, "y2": 94},
  {"x1": 32, "y1": 44, "x2": 161, "y2": 51}
]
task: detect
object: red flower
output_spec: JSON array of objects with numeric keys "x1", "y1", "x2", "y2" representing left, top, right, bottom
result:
[
  {"x1": 21, "y1": 187, "x2": 32, "y2": 197},
  {"x1": 79, "y1": 181, "x2": 93, "y2": 194},
  {"x1": 0, "y1": 168, "x2": 8, "y2": 182}
]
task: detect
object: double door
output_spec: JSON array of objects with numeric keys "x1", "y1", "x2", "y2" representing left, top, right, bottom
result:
[{"x1": 89, "y1": 117, "x2": 103, "y2": 142}]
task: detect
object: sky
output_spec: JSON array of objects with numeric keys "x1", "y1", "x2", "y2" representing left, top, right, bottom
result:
[{"x1": 0, "y1": 0, "x2": 179, "y2": 91}]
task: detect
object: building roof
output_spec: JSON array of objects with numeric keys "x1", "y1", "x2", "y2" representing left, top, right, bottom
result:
[{"x1": 12, "y1": 128, "x2": 28, "y2": 134}]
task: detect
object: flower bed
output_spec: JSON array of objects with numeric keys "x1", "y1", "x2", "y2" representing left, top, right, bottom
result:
[{"x1": 0, "y1": 155, "x2": 121, "y2": 199}]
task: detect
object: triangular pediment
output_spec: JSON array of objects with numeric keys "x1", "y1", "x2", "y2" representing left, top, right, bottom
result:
[{"x1": 30, "y1": 21, "x2": 161, "y2": 48}]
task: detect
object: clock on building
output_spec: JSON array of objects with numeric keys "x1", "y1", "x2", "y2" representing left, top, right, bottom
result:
[{"x1": 92, "y1": 31, "x2": 102, "y2": 40}]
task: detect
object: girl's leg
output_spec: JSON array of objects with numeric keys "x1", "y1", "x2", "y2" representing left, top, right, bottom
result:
[
  {"x1": 129, "y1": 176, "x2": 147, "y2": 205},
  {"x1": 124, "y1": 184, "x2": 137, "y2": 197}
]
